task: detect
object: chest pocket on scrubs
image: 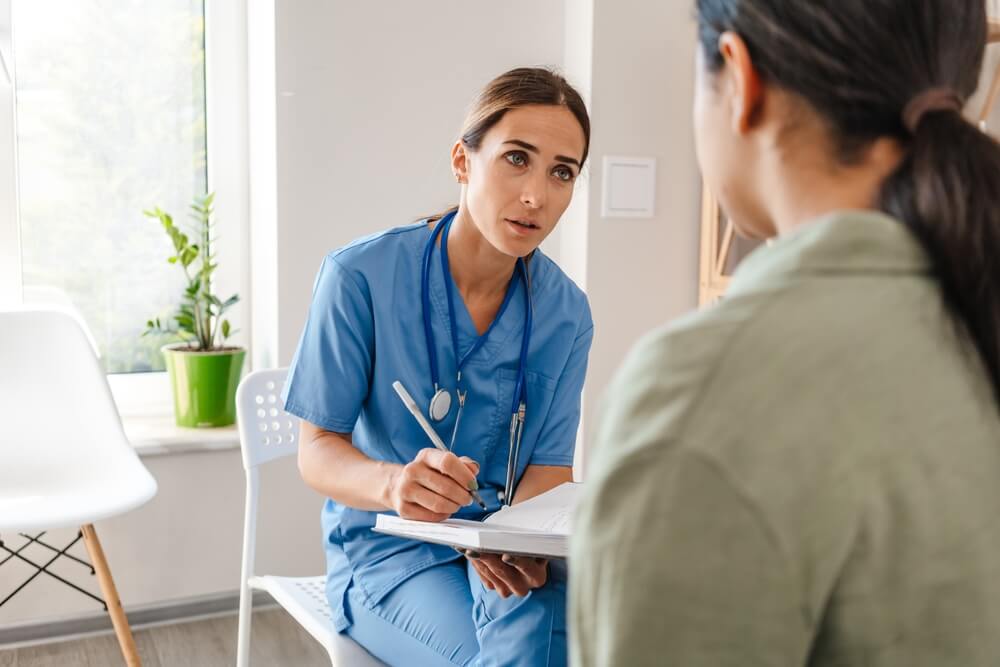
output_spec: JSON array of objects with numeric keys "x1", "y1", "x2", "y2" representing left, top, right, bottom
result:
[{"x1": 484, "y1": 367, "x2": 558, "y2": 478}]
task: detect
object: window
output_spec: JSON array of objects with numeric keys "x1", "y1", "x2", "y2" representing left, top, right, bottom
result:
[
  {"x1": 1, "y1": 0, "x2": 249, "y2": 415},
  {"x1": 14, "y1": 0, "x2": 207, "y2": 374}
]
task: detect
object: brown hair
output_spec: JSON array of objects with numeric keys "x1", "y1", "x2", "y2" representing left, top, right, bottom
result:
[
  {"x1": 697, "y1": 0, "x2": 1000, "y2": 407},
  {"x1": 425, "y1": 66, "x2": 591, "y2": 223}
]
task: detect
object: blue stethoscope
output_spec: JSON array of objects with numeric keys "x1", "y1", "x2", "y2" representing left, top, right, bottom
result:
[{"x1": 421, "y1": 210, "x2": 533, "y2": 505}]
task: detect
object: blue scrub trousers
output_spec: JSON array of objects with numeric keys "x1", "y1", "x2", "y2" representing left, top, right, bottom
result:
[{"x1": 342, "y1": 558, "x2": 567, "y2": 666}]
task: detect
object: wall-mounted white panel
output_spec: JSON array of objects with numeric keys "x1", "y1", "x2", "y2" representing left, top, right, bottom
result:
[{"x1": 600, "y1": 156, "x2": 655, "y2": 218}]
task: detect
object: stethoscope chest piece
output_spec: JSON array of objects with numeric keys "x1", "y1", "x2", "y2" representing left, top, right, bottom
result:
[{"x1": 429, "y1": 387, "x2": 451, "y2": 422}]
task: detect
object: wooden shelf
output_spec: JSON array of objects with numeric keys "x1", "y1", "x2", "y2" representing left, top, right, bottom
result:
[{"x1": 990, "y1": 19, "x2": 1000, "y2": 44}]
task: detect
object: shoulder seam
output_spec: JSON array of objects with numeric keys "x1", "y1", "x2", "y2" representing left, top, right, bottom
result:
[{"x1": 326, "y1": 254, "x2": 369, "y2": 301}]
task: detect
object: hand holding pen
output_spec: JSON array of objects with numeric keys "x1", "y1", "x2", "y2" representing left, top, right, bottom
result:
[
  {"x1": 389, "y1": 381, "x2": 488, "y2": 520},
  {"x1": 384, "y1": 448, "x2": 483, "y2": 522}
]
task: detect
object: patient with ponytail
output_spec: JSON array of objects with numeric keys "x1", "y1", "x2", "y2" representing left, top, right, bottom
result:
[{"x1": 571, "y1": 1, "x2": 1000, "y2": 665}]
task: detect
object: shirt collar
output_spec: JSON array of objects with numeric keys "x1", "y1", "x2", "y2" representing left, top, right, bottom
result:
[{"x1": 727, "y1": 209, "x2": 932, "y2": 298}]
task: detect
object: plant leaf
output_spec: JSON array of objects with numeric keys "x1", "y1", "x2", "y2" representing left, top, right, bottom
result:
[{"x1": 181, "y1": 247, "x2": 198, "y2": 267}]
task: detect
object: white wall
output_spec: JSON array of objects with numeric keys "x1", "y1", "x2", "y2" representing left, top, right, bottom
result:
[{"x1": 561, "y1": 0, "x2": 701, "y2": 472}]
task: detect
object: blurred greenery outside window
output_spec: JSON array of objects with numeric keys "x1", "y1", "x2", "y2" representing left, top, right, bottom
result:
[{"x1": 14, "y1": 0, "x2": 207, "y2": 374}]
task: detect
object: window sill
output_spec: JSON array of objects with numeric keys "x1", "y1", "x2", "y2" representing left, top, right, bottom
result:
[{"x1": 122, "y1": 414, "x2": 241, "y2": 457}]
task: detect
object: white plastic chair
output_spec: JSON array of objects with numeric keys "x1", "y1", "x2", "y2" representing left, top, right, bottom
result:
[
  {"x1": 0, "y1": 307, "x2": 158, "y2": 666},
  {"x1": 235, "y1": 368, "x2": 385, "y2": 666}
]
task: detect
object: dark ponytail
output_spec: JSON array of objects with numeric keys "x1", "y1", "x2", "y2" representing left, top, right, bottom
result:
[
  {"x1": 696, "y1": 0, "x2": 1000, "y2": 405},
  {"x1": 880, "y1": 111, "x2": 1000, "y2": 402}
]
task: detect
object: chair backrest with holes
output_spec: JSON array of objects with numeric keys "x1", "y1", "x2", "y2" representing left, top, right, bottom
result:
[{"x1": 235, "y1": 368, "x2": 299, "y2": 470}]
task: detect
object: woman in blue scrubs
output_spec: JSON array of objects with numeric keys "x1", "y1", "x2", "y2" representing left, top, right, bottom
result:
[{"x1": 283, "y1": 67, "x2": 593, "y2": 667}]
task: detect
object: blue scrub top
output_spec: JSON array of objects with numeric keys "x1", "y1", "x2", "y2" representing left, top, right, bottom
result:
[{"x1": 282, "y1": 222, "x2": 594, "y2": 631}]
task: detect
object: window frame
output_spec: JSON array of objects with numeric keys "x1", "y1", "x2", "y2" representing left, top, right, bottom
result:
[
  {"x1": 0, "y1": 0, "x2": 20, "y2": 307},
  {"x1": 1, "y1": 0, "x2": 251, "y2": 417}
]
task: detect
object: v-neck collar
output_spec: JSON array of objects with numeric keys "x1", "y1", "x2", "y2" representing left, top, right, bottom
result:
[{"x1": 421, "y1": 224, "x2": 526, "y2": 369}]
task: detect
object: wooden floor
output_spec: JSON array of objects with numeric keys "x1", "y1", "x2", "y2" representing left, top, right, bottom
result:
[{"x1": 0, "y1": 608, "x2": 330, "y2": 666}]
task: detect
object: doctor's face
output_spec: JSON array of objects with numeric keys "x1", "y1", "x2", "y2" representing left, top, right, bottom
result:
[{"x1": 454, "y1": 104, "x2": 586, "y2": 258}]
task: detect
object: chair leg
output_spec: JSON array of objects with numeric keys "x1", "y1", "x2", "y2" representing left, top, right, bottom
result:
[{"x1": 81, "y1": 524, "x2": 142, "y2": 667}]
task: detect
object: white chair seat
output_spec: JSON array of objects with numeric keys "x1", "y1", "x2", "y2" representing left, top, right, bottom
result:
[
  {"x1": 0, "y1": 444, "x2": 156, "y2": 533},
  {"x1": 249, "y1": 575, "x2": 384, "y2": 666}
]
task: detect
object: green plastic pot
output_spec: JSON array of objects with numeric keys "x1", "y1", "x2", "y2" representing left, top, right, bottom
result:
[{"x1": 162, "y1": 344, "x2": 246, "y2": 428}]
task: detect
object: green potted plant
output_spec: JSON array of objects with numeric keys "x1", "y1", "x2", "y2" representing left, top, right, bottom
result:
[{"x1": 142, "y1": 192, "x2": 245, "y2": 427}]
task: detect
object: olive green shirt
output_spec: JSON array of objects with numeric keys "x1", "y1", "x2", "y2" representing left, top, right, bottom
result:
[{"x1": 570, "y1": 210, "x2": 1000, "y2": 666}]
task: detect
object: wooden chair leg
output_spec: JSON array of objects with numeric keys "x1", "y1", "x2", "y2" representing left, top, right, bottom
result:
[{"x1": 81, "y1": 524, "x2": 142, "y2": 667}]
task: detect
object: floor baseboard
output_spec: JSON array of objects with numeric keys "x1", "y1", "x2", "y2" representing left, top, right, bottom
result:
[{"x1": 0, "y1": 589, "x2": 276, "y2": 650}]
